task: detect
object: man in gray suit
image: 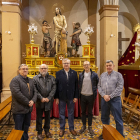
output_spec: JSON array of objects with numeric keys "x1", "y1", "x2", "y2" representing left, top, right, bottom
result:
[
  {"x1": 10, "y1": 64, "x2": 37, "y2": 140},
  {"x1": 33, "y1": 64, "x2": 56, "y2": 140}
]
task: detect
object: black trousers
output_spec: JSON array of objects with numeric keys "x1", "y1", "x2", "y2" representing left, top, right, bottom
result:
[
  {"x1": 36, "y1": 107, "x2": 51, "y2": 134},
  {"x1": 81, "y1": 94, "x2": 95, "y2": 126}
]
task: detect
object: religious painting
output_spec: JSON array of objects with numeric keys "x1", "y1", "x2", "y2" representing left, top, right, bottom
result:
[
  {"x1": 71, "y1": 61, "x2": 80, "y2": 66},
  {"x1": 43, "y1": 61, "x2": 53, "y2": 65},
  {"x1": 84, "y1": 47, "x2": 89, "y2": 56},
  {"x1": 27, "y1": 47, "x2": 31, "y2": 56},
  {"x1": 32, "y1": 47, "x2": 38, "y2": 56}
]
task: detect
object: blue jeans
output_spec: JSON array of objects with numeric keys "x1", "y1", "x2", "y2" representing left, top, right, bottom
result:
[
  {"x1": 101, "y1": 96, "x2": 124, "y2": 137},
  {"x1": 13, "y1": 112, "x2": 31, "y2": 140},
  {"x1": 59, "y1": 100, "x2": 75, "y2": 130}
]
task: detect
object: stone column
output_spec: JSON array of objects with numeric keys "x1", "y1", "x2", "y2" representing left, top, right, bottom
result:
[
  {"x1": 1, "y1": 2, "x2": 21, "y2": 101},
  {"x1": 99, "y1": 5, "x2": 119, "y2": 74}
]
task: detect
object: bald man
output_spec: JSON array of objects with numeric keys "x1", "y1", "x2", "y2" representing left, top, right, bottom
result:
[{"x1": 33, "y1": 64, "x2": 56, "y2": 140}]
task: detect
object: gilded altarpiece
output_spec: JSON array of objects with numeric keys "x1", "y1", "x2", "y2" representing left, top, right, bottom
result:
[{"x1": 25, "y1": 43, "x2": 97, "y2": 78}]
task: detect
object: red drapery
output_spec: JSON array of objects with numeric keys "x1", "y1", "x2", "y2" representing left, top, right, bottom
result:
[
  {"x1": 118, "y1": 32, "x2": 137, "y2": 66},
  {"x1": 31, "y1": 93, "x2": 99, "y2": 120}
]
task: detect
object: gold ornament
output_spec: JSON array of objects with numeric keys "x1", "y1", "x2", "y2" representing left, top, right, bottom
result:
[
  {"x1": 133, "y1": 23, "x2": 140, "y2": 33},
  {"x1": 52, "y1": 3, "x2": 64, "y2": 14}
]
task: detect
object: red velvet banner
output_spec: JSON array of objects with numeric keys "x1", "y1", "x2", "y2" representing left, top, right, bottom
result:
[
  {"x1": 118, "y1": 32, "x2": 137, "y2": 66},
  {"x1": 31, "y1": 93, "x2": 99, "y2": 120}
]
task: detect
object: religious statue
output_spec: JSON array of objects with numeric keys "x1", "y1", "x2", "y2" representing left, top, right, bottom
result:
[
  {"x1": 104, "y1": 0, "x2": 119, "y2": 5},
  {"x1": 42, "y1": 20, "x2": 52, "y2": 57},
  {"x1": 135, "y1": 28, "x2": 140, "y2": 60},
  {"x1": 70, "y1": 22, "x2": 82, "y2": 57},
  {"x1": 53, "y1": 7, "x2": 67, "y2": 54}
]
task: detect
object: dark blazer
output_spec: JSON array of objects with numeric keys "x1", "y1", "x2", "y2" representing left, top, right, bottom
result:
[
  {"x1": 10, "y1": 74, "x2": 37, "y2": 114},
  {"x1": 55, "y1": 68, "x2": 79, "y2": 100},
  {"x1": 79, "y1": 69, "x2": 99, "y2": 101},
  {"x1": 33, "y1": 73, "x2": 56, "y2": 111}
]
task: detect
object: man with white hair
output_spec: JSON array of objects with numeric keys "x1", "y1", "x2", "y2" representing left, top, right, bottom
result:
[
  {"x1": 33, "y1": 64, "x2": 56, "y2": 140},
  {"x1": 55, "y1": 58, "x2": 79, "y2": 137}
]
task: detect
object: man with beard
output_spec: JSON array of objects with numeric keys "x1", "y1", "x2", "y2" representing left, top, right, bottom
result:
[
  {"x1": 53, "y1": 7, "x2": 67, "y2": 53},
  {"x1": 33, "y1": 64, "x2": 56, "y2": 140}
]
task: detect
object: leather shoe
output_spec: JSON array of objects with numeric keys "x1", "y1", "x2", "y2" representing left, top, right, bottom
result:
[
  {"x1": 45, "y1": 131, "x2": 52, "y2": 138},
  {"x1": 59, "y1": 130, "x2": 65, "y2": 137},
  {"x1": 79, "y1": 125, "x2": 86, "y2": 134},
  {"x1": 88, "y1": 126, "x2": 94, "y2": 136},
  {"x1": 70, "y1": 130, "x2": 77, "y2": 136},
  {"x1": 37, "y1": 134, "x2": 43, "y2": 140}
]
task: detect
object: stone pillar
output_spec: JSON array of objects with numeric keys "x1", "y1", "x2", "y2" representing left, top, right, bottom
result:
[
  {"x1": 99, "y1": 5, "x2": 119, "y2": 74},
  {"x1": 1, "y1": 3, "x2": 21, "y2": 101}
]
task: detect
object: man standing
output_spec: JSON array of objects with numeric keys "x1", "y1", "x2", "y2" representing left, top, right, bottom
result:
[
  {"x1": 98, "y1": 60, "x2": 124, "y2": 139},
  {"x1": 55, "y1": 58, "x2": 78, "y2": 137},
  {"x1": 10, "y1": 64, "x2": 37, "y2": 140},
  {"x1": 79, "y1": 61, "x2": 99, "y2": 136},
  {"x1": 33, "y1": 64, "x2": 56, "y2": 140},
  {"x1": 53, "y1": 7, "x2": 67, "y2": 53}
]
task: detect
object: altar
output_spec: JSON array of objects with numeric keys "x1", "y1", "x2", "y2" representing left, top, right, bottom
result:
[{"x1": 24, "y1": 20, "x2": 99, "y2": 119}]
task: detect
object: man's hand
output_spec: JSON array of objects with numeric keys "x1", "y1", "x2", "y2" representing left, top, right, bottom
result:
[
  {"x1": 41, "y1": 98, "x2": 46, "y2": 103},
  {"x1": 69, "y1": 35, "x2": 72, "y2": 37},
  {"x1": 29, "y1": 100, "x2": 34, "y2": 107},
  {"x1": 45, "y1": 98, "x2": 49, "y2": 103},
  {"x1": 55, "y1": 99, "x2": 59, "y2": 105},
  {"x1": 103, "y1": 95, "x2": 110, "y2": 102},
  {"x1": 73, "y1": 98, "x2": 77, "y2": 103}
]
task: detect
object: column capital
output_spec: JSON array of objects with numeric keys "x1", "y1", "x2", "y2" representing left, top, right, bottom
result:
[
  {"x1": 2, "y1": 0, "x2": 22, "y2": 9},
  {"x1": 99, "y1": 5, "x2": 119, "y2": 15}
]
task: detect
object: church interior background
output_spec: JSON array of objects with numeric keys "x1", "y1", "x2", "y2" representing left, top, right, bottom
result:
[{"x1": 1, "y1": 0, "x2": 140, "y2": 139}]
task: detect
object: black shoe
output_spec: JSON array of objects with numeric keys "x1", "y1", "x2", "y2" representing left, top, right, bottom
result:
[
  {"x1": 98, "y1": 134, "x2": 103, "y2": 140},
  {"x1": 88, "y1": 126, "x2": 94, "y2": 136},
  {"x1": 37, "y1": 134, "x2": 43, "y2": 140},
  {"x1": 79, "y1": 125, "x2": 86, "y2": 134}
]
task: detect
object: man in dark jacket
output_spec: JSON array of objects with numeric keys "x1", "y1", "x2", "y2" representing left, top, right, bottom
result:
[
  {"x1": 33, "y1": 64, "x2": 56, "y2": 140},
  {"x1": 10, "y1": 64, "x2": 37, "y2": 140},
  {"x1": 79, "y1": 61, "x2": 99, "y2": 136},
  {"x1": 55, "y1": 58, "x2": 79, "y2": 137}
]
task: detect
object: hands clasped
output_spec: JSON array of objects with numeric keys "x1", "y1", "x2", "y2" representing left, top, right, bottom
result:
[{"x1": 41, "y1": 98, "x2": 50, "y2": 103}]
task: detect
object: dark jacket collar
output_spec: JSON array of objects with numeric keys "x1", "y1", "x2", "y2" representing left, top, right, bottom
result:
[
  {"x1": 62, "y1": 68, "x2": 72, "y2": 73},
  {"x1": 19, "y1": 74, "x2": 29, "y2": 83},
  {"x1": 81, "y1": 69, "x2": 93, "y2": 75},
  {"x1": 38, "y1": 72, "x2": 49, "y2": 78}
]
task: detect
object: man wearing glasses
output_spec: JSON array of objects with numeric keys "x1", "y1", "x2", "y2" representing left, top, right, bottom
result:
[
  {"x1": 33, "y1": 64, "x2": 56, "y2": 140},
  {"x1": 79, "y1": 61, "x2": 99, "y2": 136},
  {"x1": 98, "y1": 60, "x2": 124, "y2": 139},
  {"x1": 10, "y1": 64, "x2": 37, "y2": 140},
  {"x1": 55, "y1": 58, "x2": 79, "y2": 137}
]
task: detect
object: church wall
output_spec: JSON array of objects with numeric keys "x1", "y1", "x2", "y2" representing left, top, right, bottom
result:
[
  {"x1": 21, "y1": 0, "x2": 30, "y2": 63},
  {"x1": 29, "y1": 0, "x2": 90, "y2": 56},
  {"x1": 118, "y1": 15, "x2": 133, "y2": 55},
  {"x1": 118, "y1": 0, "x2": 140, "y2": 57}
]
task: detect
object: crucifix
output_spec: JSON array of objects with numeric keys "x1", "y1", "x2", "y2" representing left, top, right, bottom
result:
[{"x1": 118, "y1": 32, "x2": 130, "y2": 59}]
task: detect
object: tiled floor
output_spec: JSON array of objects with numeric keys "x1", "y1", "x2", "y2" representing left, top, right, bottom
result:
[{"x1": 0, "y1": 112, "x2": 140, "y2": 140}]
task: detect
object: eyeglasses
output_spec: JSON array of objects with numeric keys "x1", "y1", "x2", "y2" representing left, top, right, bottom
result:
[
  {"x1": 63, "y1": 63, "x2": 70, "y2": 65},
  {"x1": 21, "y1": 68, "x2": 28, "y2": 71},
  {"x1": 40, "y1": 68, "x2": 48, "y2": 70},
  {"x1": 83, "y1": 64, "x2": 90, "y2": 66}
]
